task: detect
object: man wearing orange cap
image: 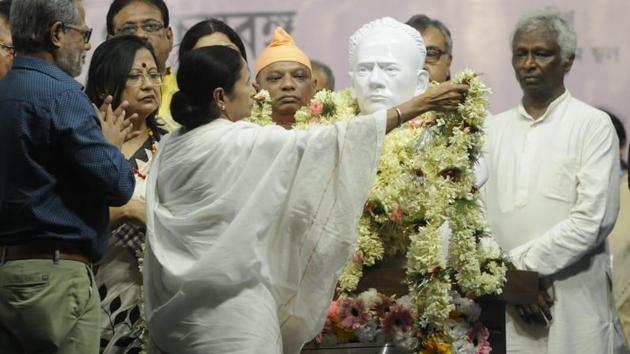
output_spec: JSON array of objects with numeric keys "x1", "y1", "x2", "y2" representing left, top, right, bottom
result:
[{"x1": 255, "y1": 27, "x2": 316, "y2": 128}]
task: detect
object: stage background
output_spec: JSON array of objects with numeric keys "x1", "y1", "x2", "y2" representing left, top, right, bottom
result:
[{"x1": 82, "y1": 0, "x2": 629, "y2": 157}]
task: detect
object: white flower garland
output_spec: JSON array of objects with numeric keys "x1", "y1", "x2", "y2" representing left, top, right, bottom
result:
[{"x1": 248, "y1": 70, "x2": 508, "y2": 333}]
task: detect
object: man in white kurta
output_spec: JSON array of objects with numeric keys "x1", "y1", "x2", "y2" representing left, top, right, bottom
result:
[{"x1": 483, "y1": 10, "x2": 628, "y2": 354}]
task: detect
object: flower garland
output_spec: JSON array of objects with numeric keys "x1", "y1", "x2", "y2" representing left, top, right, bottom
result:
[
  {"x1": 316, "y1": 288, "x2": 491, "y2": 354},
  {"x1": 249, "y1": 89, "x2": 274, "y2": 126},
  {"x1": 247, "y1": 70, "x2": 508, "y2": 352},
  {"x1": 404, "y1": 71, "x2": 507, "y2": 329}
]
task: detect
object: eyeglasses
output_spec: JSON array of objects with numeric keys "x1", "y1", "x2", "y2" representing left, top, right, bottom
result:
[
  {"x1": 62, "y1": 23, "x2": 93, "y2": 44},
  {"x1": 425, "y1": 46, "x2": 448, "y2": 64},
  {"x1": 0, "y1": 42, "x2": 15, "y2": 58},
  {"x1": 126, "y1": 71, "x2": 164, "y2": 87},
  {"x1": 116, "y1": 20, "x2": 165, "y2": 36}
]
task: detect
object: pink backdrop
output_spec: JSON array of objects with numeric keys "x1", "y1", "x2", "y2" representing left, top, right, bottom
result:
[{"x1": 83, "y1": 0, "x2": 629, "y2": 155}]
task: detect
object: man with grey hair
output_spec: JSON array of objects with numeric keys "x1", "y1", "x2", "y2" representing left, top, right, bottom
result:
[
  {"x1": 483, "y1": 9, "x2": 629, "y2": 353},
  {"x1": 406, "y1": 14, "x2": 453, "y2": 83},
  {"x1": 0, "y1": 0, "x2": 135, "y2": 353}
]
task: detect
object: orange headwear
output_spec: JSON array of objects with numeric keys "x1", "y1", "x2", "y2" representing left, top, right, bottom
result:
[{"x1": 254, "y1": 27, "x2": 311, "y2": 77}]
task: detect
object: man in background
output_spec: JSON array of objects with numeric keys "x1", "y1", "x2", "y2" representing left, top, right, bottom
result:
[
  {"x1": 255, "y1": 27, "x2": 316, "y2": 128},
  {"x1": 0, "y1": 0, "x2": 135, "y2": 352},
  {"x1": 311, "y1": 59, "x2": 335, "y2": 92},
  {"x1": 406, "y1": 14, "x2": 452, "y2": 83},
  {"x1": 483, "y1": 10, "x2": 627, "y2": 353},
  {"x1": 0, "y1": 0, "x2": 13, "y2": 79},
  {"x1": 605, "y1": 109, "x2": 630, "y2": 342}
]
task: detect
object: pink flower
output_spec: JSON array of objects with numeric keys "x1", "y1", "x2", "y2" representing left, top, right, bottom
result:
[
  {"x1": 308, "y1": 117, "x2": 321, "y2": 124},
  {"x1": 381, "y1": 304, "x2": 414, "y2": 338},
  {"x1": 373, "y1": 294, "x2": 394, "y2": 318},
  {"x1": 309, "y1": 102, "x2": 323, "y2": 116},
  {"x1": 409, "y1": 117, "x2": 423, "y2": 129},
  {"x1": 389, "y1": 206, "x2": 403, "y2": 224},
  {"x1": 469, "y1": 324, "x2": 491, "y2": 354},
  {"x1": 337, "y1": 297, "x2": 370, "y2": 330},
  {"x1": 327, "y1": 300, "x2": 339, "y2": 323},
  {"x1": 352, "y1": 252, "x2": 364, "y2": 265}
]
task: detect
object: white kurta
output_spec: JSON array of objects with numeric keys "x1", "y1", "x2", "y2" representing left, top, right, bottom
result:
[
  {"x1": 483, "y1": 91, "x2": 628, "y2": 354},
  {"x1": 144, "y1": 114, "x2": 385, "y2": 354}
]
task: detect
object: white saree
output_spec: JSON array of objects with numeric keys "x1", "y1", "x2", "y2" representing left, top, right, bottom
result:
[{"x1": 144, "y1": 113, "x2": 385, "y2": 354}]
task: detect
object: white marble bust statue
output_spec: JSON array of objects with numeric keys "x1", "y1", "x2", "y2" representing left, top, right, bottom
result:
[
  {"x1": 348, "y1": 17, "x2": 429, "y2": 115},
  {"x1": 348, "y1": 17, "x2": 488, "y2": 222}
]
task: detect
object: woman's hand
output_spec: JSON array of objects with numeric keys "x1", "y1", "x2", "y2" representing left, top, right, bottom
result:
[
  {"x1": 93, "y1": 95, "x2": 140, "y2": 149},
  {"x1": 386, "y1": 82, "x2": 469, "y2": 132},
  {"x1": 417, "y1": 81, "x2": 469, "y2": 113}
]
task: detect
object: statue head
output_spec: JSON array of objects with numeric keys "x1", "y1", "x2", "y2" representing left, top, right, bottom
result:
[{"x1": 349, "y1": 17, "x2": 429, "y2": 114}]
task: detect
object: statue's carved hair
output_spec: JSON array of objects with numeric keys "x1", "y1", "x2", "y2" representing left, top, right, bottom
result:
[{"x1": 348, "y1": 17, "x2": 426, "y2": 68}]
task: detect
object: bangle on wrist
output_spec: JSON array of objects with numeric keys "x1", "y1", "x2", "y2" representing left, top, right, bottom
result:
[{"x1": 395, "y1": 107, "x2": 402, "y2": 127}]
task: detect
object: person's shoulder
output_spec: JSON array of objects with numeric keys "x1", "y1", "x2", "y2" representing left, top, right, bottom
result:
[
  {"x1": 4, "y1": 66, "x2": 82, "y2": 105},
  {"x1": 567, "y1": 96, "x2": 611, "y2": 127},
  {"x1": 486, "y1": 106, "x2": 518, "y2": 129},
  {"x1": 492, "y1": 106, "x2": 519, "y2": 119}
]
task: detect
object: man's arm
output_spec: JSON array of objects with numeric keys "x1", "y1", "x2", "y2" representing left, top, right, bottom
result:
[
  {"x1": 509, "y1": 117, "x2": 620, "y2": 276},
  {"x1": 53, "y1": 90, "x2": 135, "y2": 206}
]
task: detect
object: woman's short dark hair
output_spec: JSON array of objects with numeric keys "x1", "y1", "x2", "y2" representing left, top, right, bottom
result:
[
  {"x1": 86, "y1": 36, "x2": 161, "y2": 130},
  {"x1": 171, "y1": 46, "x2": 243, "y2": 130},
  {"x1": 178, "y1": 19, "x2": 247, "y2": 64}
]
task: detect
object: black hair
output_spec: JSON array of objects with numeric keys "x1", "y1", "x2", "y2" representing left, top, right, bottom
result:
[
  {"x1": 603, "y1": 109, "x2": 627, "y2": 148},
  {"x1": 86, "y1": 35, "x2": 161, "y2": 133},
  {"x1": 106, "y1": 0, "x2": 169, "y2": 35},
  {"x1": 406, "y1": 14, "x2": 453, "y2": 55},
  {"x1": 600, "y1": 108, "x2": 627, "y2": 172},
  {"x1": 0, "y1": 1, "x2": 11, "y2": 22},
  {"x1": 311, "y1": 60, "x2": 335, "y2": 90},
  {"x1": 178, "y1": 18, "x2": 247, "y2": 64},
  {"x1": 171, "y1": 46, "x2": 243, "y2": 130}
]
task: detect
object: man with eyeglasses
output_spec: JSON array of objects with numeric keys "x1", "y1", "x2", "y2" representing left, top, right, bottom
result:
[
  {"x1": 0, "y1": 1, "x2": 13, "y2": 80},
  {"x1": 0, "y1": 0, "x2": 135, "y2": 353},
  {"x1": 107, "y1": 0, "x2": 178, "y2": 131},
  {"x1": 406, "y1": 14, "x2": 453, "y2": 83}
]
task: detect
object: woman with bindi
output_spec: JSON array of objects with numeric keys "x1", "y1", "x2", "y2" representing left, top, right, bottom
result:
[{"x1": 85, "y1": 35, "x2": 165, "y2": 354}]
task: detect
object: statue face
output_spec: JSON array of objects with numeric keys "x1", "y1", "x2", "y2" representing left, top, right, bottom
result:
[{"x1": 350, "y1": 28, "x2": 428, "y2": 114}]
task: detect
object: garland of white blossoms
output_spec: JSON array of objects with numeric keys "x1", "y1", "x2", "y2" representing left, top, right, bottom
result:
[
  {"x1": 403, "y1": 70, "x2": 508, "y2": 328},
  {"x1": 248, "y1": 69, "x2": 507, "y2": 331}
]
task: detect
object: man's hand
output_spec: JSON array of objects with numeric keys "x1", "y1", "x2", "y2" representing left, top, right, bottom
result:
[
  {"x1": 94, "y1": 95, "x2": 140, "y2": 149},
  {"x1": 516, "y1": 289, "x2": 553, "y2": 326}
]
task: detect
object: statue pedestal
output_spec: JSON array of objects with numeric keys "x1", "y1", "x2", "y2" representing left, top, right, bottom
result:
[
  {"x1": 303, "y1": 342, "x2": 409, "y2": 354},
  {"x1": 355, "y1": 255, "x2": 407, "y2": 296},
  {"x1": 349, "y1": 257, "x2": 539, "y2": 354}
]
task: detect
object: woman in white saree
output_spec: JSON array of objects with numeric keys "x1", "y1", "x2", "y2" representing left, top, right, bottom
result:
[{"x1": 144, "y1": 46, "x2": 468, "y2": 354}]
